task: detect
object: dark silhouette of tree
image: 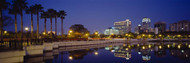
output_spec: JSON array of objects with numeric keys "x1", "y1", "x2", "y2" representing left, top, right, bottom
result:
[
  {"x1": 0, "y1": 0, "x2": 10, "y2": 42},
  {"x1": 69, "y1": 24, "x2": 89, "y2": 38},
  {"x1": 32, "y1": 4, "x2": 43, "y2": 39},
  {"x1": 70, "y1": 24, "x2": 89, "y2": 33},
  {"x1": 41, "y1": 11, "x2": 49, "y2": 35},
  {"x1": 58, "y1": 10, "x2": 67, "y2": 38},
  {"x1": 47, "y1": 9, "x2": 56, "y2": 38},
  {"x1": 12, "y1": 0, "x2": 28, "y2": 41},
  {"x1": 25, "y1": 6, "x2": 35, "y2": 39},
  {"x1": 8, "y1": 4, "x2": 19, "y2": 39},
  {"x1": 54, "y1": 10, "x2": 58, "y2": 37}
]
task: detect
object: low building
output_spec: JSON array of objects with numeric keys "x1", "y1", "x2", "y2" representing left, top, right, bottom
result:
[{"x1": 104, "y1": 27, "x2": 119, "y2": 35}]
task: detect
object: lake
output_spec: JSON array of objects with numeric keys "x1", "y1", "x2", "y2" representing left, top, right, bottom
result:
[{"x1": 21, "y1": 42, "x2": 190, "y2": 63}]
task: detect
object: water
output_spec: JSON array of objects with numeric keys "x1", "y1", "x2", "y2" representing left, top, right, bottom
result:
[{"x1": 1, "y1": 42, "x2": 190, "y2": 63}]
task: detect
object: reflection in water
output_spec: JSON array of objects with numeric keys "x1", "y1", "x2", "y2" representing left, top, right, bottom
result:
[
  {"x1": 0, "y1": 42, "x2": 190, "y2": 63},
  {"x1": 108, "y1": 42, "x2": 190, "y2": 61}
]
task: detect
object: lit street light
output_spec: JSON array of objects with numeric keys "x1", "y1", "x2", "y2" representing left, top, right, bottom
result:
[
  {"x1": 25, "y1": 27, "x2": 29, "y2": 44},
  {"x1": 25, "y1": 27, "x2": 29, "y2": 31},
  {"x1": 4, "y1": 31, "x2": 7, "y2": 34}
]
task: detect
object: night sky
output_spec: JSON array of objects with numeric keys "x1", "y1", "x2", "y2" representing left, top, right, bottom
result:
[{"x1": 4, "y1": 0, "x2": 190, "y2": 34}]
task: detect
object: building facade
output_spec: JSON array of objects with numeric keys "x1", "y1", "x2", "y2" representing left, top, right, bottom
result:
[
  {"x1": 154, "y1": 22, "x2": 166, "y2": 34},
  {"x1": 135, "y1": 24, "x2": 142, "y2": 34},
  {"x1": 114, "y1": 19, "x2": 131, "y2": 35},
  {"x1": 104, "y1": 27, "x2": 119, "y2": 35},
  {"x1": 170, "y1": 20, "x2": 190, "y2": 32},
  {"x1": 141, "y1": 17, "x2": 151, "y2": 33}
]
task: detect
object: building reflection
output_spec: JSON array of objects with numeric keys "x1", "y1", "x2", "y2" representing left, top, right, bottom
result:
[
  {"x1": 169, "y1": 44, "x2": 190, "y2": 59},
  {"x1": 113, "y1": 45, "x2": 132, "y2": 60},
  {"x1": 68, "y1": 49, "x2": 93, "y2": 60},
  {"x1": 1, "y1": 42, "x2": 190, "y2": 63}
]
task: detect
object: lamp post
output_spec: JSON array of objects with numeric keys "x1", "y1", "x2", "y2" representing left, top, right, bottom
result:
[{"x1": 25, "y1": 27, "x2": 29, "y2": 45}]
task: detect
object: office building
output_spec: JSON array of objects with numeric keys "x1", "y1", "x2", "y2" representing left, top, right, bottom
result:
[
  {"x1": 141, "y1": 17, "x2": 151, "y2": 33},
  {"x1": 135, "y1": 24, "x2": 142, "y2": 34},
  {"x1": 114, "y1": 19, "x2": 131, "y2": 35},
  {"x1": 154, "y1": 22, "x2": 166, "y2": 34},
  {"x1": 170, "y1": 20, "x2": 190, "y2": 32}
]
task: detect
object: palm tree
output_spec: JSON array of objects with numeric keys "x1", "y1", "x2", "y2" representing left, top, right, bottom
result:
[
  {"x1": 25, "y1": 6, "x2": 35, "y2": 39},
  {"x1": 0, "y1": 0, "x2": 9, "y2": 42},
  {"x1": 8, "y1": 7, "x2": 19, "y2": 39},
  {"x1": 54, "y1": 11, "x2": 58, "y2": 37},
  {"x1": 40, "y1": 11, "x2": 48, "y2": 35},
  {"x1": 47, "y1": 9, "x2": 56, "y2": 38},
  {"x1": 12, "y1": 0, "x2": 27, "y2": 41},
  {"x1": 58, "y1": 10, "x2": 67, "y2": 38},
  {"x1": 32, "y1": 4, "x2": 43, "y2": 39}
]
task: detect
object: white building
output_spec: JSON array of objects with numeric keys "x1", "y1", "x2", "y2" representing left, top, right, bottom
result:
[
  {"x1": 142, "y1": 17, "x2": 151, "y2": 32},
  {"x1": 104, "y1": 27, "x2": 119, "y2": 35}
]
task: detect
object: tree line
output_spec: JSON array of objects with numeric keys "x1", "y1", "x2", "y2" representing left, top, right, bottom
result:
[{"x1": 0, "y1": 0, "x2": 67, "y2": 42}]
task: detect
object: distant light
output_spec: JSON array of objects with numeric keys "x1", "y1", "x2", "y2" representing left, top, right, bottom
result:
[
  {"x1": 94, "y1": 52, "x2": 98, "y2": 55},
  {"x1": 105, "y1": 47, "x2": 110, "y2": 50},
  {"x1": 159, "y1": 34, "x2": 162, "y2": 37},
  {"x1": 69, "y1": 30, "x2": 73, "y2": 33},
  {"x1": 43, "y1": 32, "x2": 46, "y2": 35},
  {"x1": 69, "y1": 56, "x2": 73, "y2": 60},
  {"x1": 189, "y1": 45, "x2": 190, "y2": 48},
  {"x1": 142, "y1": 46, "x2": 145, "y2": 49},
  {"x1": 111, "y1": 50, "x2": 115, "y2": 52},
  {"x1": 4, "y1": 31, "x2": 7, "y2": 34},
  {"x1": 85, "y1": 34, "x2": 89, "y2": 36},
  {"x1": 137, "y1": 44, "x2": 140, "y2": 47},
  {"x1": 178, "y1": 45, "x2": 181, "y2": 49},
  {"x1": 126, "y1": 48, "x2": 128, "y2": 50},
  {"x1": 159, "y1": 45, "x2": 162, "y2": 49},
  {"x1": 181, "y1": 50, "x2": 184, "y2": 53},
  {"x1": 25, "y1": 27, "x2": 29, "y2": 31},
  {"x1": 167, "y1": 44, "x2": 170, "y2": 48},
  {"x1": 138, "y1": 52, "x2": 141, "y2": 54},
  {"x1": 148, "y1": 45, "x2": 151, "y2": 48}
]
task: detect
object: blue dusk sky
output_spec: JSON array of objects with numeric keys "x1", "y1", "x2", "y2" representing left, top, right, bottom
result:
[{"x1": 3, "y1": 0, "x2": 190, "y2": 34}]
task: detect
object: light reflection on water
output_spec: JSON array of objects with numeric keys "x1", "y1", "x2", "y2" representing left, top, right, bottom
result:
[{"x1": 0, "y1": 42, "x2": 190, "y2": 63}]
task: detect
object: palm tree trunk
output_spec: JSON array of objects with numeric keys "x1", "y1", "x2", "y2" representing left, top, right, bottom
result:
[
  {"x1": 37, "y1": 12, "x2": 39, "y2": 39},
  {"x1": 44, "y1": 18, "x2": 46, "y2": 34},
  {"x1": 31, "y1": 13, "x2": 33, "y2": 39},
  {"x1": 50, "y1": 17, "x2": 52, "y2": 38},
  {"x1": 20, "y1": 11, "x2": 23, "y2": 41},
  {"x1": 0, "y1": 10, "x2": 3, "y2": 42},
  {"x1": 61, "y1": 18, "x2": 63, "y2": 38},
  {"x1": 14, "y1": 13, "x2": 17, "y2": 39},
  {"x1": 55, "y1": 16, "x2": 57, "y2": 37}
]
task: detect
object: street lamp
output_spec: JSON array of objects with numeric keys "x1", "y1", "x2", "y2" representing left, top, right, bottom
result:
[
  {"x1": 4, "y1": 31, "x2": 7, "y2": 34},
  {"x1": 25, "y1": 27, "x2": 29, "y2": 31},
  {"x1": 25, "y1": 27, "x2": 29, "y2": 44}
]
